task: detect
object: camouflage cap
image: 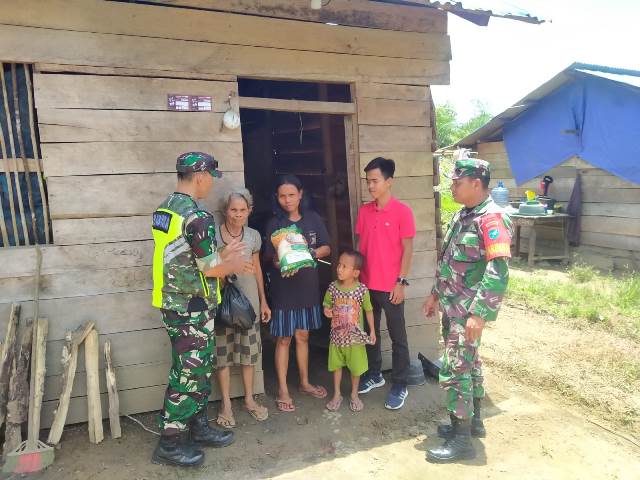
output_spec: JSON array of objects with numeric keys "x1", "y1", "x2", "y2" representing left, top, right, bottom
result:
[
  {"x1": 176, "y1": 152, "x2": 223, "y2": 178},
  {"x1": 451, "y1": 158, "x2": 490, "y2": 180}
]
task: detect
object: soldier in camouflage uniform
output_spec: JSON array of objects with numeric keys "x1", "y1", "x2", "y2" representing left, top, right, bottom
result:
[
  {"x1": 423, "y1": 159, "x2": 512, "y2": 463},
  {"x1": 151, "y1": 152, "x2": 253, "y2": 467}
]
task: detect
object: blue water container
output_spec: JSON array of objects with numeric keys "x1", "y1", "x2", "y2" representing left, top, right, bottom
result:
[{"x1": 491, "y1": 181, "x2": 510, "y2": 208}]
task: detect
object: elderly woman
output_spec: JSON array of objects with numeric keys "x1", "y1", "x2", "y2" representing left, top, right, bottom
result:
[{"x1": 214, "y1": 188, "x2": 271, "y2": 427}]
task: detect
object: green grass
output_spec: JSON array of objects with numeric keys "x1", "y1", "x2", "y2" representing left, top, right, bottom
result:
[{"x1": 507, "y1": 264, "x2": 640, "y2": 341}]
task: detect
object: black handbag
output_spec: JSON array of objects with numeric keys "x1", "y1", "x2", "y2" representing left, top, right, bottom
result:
[{"x1": 217, "y1": 278, "x2": 257, "y2": 330}]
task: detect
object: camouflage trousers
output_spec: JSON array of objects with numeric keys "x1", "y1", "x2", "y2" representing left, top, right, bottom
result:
[
  {"x1": 439, "y1": 315, "x2": 484, "y2": 420},
  {"x1": 159, "y1": 309, "x2": 216, "y2": 435}
]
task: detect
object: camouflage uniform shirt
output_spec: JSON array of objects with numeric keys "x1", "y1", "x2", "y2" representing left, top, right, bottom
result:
[
  {"x1": 432, "y1": 196, "x2": 513, "y2": 321},
  {"x1": 156, "y1": 192, "x2": 220, "y2": 314}
]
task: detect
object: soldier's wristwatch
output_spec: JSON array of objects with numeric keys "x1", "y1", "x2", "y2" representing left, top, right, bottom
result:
[{"x1": 397, "y1": 277, "x2": 410, "y2": 286}]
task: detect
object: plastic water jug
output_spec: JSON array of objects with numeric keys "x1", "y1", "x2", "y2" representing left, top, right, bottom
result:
[{"x1": 491, "y1": 181, "x2": 510, "y2": 208}]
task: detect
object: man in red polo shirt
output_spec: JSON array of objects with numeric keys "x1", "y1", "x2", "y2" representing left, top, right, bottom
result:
[{"x1": 356, "y1": 157, "x2": 415, "y2": 410}]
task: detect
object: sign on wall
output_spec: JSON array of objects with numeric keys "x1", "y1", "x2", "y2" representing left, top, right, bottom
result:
[{"x1": 167, "y1": 94, "x2": 213, "y2": 112}]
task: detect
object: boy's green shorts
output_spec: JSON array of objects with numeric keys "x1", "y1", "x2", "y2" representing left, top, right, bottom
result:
[{"x1": 328, "y1": 343, "x2": 368, "y2": 377}]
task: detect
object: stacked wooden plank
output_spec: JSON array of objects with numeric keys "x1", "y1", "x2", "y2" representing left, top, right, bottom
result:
[{"x1": 478, "y1": 141, "x2": 640, "y2": 270}]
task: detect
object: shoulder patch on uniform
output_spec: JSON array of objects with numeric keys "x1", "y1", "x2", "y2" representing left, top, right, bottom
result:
[
  {"x1": 479, "y1": 213, "x2": 512, "y2": 260},
  {"x1": 152, "y1": 211, "x2": 172, "y2": 233}
]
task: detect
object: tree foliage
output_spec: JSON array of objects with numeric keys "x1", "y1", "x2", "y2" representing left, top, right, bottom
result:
[{"x1": 435, "y1": 100, "x2": 493, "y2": 148}]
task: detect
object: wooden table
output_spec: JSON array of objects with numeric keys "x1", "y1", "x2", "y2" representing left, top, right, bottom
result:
[{"x1": 510, "y1": 213, "x2": 572, "y2": 266}]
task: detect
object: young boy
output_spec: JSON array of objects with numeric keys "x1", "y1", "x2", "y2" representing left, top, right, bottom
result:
[{"x1": 323, "y1": 251, "x2": 376, "y2": 412}]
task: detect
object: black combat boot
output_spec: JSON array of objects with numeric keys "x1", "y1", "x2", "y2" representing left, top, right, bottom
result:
[
  {"x1": 189, "y1": 410, "x2": 235, "y2": 448},
  {"x1": 427, "y1": 418, "x2": 476, "y2": 463},
  {"x1": 438, "y1": 399, "x2": 486, "y2": 438},
  {"x1": 471, "y1": 398, "x2": 486, "y2": 437},
  {"x1": 436, "y1": 413, "x2": 459, "y2": 439},
  {"x1": 151, "y1": 432, "x2": 204, "y2": 467}
]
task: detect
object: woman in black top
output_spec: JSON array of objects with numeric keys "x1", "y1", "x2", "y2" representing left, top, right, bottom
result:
[{"x1": 264, "y1": 175, "x2": 331, "y2": 412}]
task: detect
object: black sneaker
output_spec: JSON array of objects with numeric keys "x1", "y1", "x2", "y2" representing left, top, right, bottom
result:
[{"x1": 358, "y1": 372, "x2": 385, "y2": 394}]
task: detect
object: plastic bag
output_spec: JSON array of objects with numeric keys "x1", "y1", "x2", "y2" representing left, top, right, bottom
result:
[
  {"x1": 217, "y1": 280, "x2": 256, "y2": 330},
  {"x1": 271, "y1": 224, "x2": 316, "y2": 277}
]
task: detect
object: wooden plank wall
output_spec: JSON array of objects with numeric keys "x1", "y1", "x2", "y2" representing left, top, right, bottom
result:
[
  {"x1": 357, "y1": 84, "x2": 440, "y2": 364},
  {"x1": 0, "y1": 71, "x2": 255, "y2": 428},
  {"x1": 0, "y1": 0, "x2": 450, "y2": 425},
  {"x1": 478, "y1": 141, "x2": 640, "y2": 270}
]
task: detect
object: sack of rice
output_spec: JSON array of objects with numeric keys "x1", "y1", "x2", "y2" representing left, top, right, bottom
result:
[{"x1": 271, "y1": 224, "x2": 316, "y2": 277}]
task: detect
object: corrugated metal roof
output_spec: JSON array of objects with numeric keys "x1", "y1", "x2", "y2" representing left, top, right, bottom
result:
[
  {"x1": 456, "y1": 63, "x2": 640, "y2": 146},
  {"x1": 385, "y1": 1, "x2": 545, "y2": 25}
]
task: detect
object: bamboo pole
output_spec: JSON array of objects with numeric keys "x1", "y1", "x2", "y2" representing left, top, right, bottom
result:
[
  {"x1": 0, "y1": 187, "x2": 8, "y2": 246},
  {"x1": 0, "y1": 67, "x2": 28, "y2": 245},
  {"x1": 24, "y1": 64, "x2": 50, "y2": 244},
  {"x1": 11, "y1": 64, "x2": 38, "y2": 243}
]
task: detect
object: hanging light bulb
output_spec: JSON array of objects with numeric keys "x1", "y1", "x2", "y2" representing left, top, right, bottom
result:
[{"x1": 311, "y1": 0, "x2": 322, "y2": 9}]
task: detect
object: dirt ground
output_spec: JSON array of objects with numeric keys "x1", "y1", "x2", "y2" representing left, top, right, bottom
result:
[{"x1": 13, "y1": 305, "x2": 640, "y2": 480}]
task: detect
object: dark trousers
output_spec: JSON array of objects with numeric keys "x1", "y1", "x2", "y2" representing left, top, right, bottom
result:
[{"x1": 365, "y1": 290, "x2": 410, "y2": 386}]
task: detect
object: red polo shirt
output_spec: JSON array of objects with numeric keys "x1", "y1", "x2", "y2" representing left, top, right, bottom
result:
[{"x1": 356, "y1": 197, "x2": 416, "y2": 292}]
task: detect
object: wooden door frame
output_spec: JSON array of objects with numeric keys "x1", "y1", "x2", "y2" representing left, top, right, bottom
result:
[{"x1": 238, "y1": 88, "x2": 361, "y2": 247}]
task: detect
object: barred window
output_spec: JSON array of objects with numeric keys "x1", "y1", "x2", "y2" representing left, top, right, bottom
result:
[{"x1": 0, "y1": 63, "x2": 50, "y2": 247}]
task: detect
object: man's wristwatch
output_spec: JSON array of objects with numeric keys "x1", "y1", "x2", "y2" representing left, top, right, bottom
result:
[{"x1": 397, "y1": 277, "x2": 410, "y2": 286}]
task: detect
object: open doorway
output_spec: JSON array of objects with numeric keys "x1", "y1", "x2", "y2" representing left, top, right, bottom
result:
[{"x1": 238, "y1": 78, "x2": 355, "y2": 347}]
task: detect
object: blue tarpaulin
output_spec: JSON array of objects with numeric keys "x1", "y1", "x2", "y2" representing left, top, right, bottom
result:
[{"x1": 503, "y1": 74, "x2": 640, "y2": 186}]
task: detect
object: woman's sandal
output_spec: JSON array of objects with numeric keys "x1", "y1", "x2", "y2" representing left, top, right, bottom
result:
[
  {"x1": 349, "y1": 397, "x2": 364, "y2": 412},
  {"x1": 298, "y1": 384, "x2": 328, "y2": 399},
  {"x1": 216, "y1": 411, "x2": 236, "y2": 428},
  {"x1": 325, "y1": 396, "x2": 343, "y2": 412},
  {"x1": 275, "y1": 399, "x2": 296, "y2": 413},
  {"x1": 246, "y1": 403, "x2": 269, "y2": 421}
]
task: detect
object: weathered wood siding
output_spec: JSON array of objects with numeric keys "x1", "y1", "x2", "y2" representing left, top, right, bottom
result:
[
  {"x1": 0, "y1": 0, "x2": 450, "y2": 426},
  {"x1": 357, "y1": 85, "x2": 439, "y2": 359},
  {"x1": 478, "y1": 141, "x2": 640, "y2": 270}
]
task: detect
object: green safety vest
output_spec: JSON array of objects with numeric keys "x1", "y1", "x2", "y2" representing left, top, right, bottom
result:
[{"x1": 151, "y1": 207, "x2": 220, "y2": 313}]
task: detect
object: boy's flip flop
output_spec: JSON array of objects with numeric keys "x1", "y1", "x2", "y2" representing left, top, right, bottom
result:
[
  {"x1": 325, "y1": 396, "x2": 343, "y2": 412},
  {"x1": 349, "y1": 397, "x2": 364, "y2": 412},
  {"x1": 298, "y1": 384, "x2": 328, "y2": 399}
]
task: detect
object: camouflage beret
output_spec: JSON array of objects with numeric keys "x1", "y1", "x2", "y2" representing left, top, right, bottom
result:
[
  {"x1": 176, "y1": 152, "x2": 222, "y2": 178},
  {"x1": 451, "y1": 159, "x2": 490, "y2": 180}
]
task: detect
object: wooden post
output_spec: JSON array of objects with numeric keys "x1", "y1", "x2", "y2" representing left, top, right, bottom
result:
[
  {"x1": 85, "y1": 329, "x2": 104, "y2": 444},
  {"x1": 47, "y1": 321, "x2": 95, "y2": 445},
  {"x1": 343, "y1": 84, "x2": 360, "y2": 244},
  {"x1": 3, "y1": 321, "x2": 33, "y2": 457},
  {"x1": 318, "y1": 84, "x2": 339, "y2": 265},
  {"x1": 27, "y1": 317, "x2": 48, "y2": 451},
  {"x1": 0, "y1": 303, "x2": 20, "y2": 429},
  {"x1": 104, "y1": 340, "x2": 121, "y2": 439},
  {"x1": 528, "y1": 226, "x2": 537, "y2": 267}
]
